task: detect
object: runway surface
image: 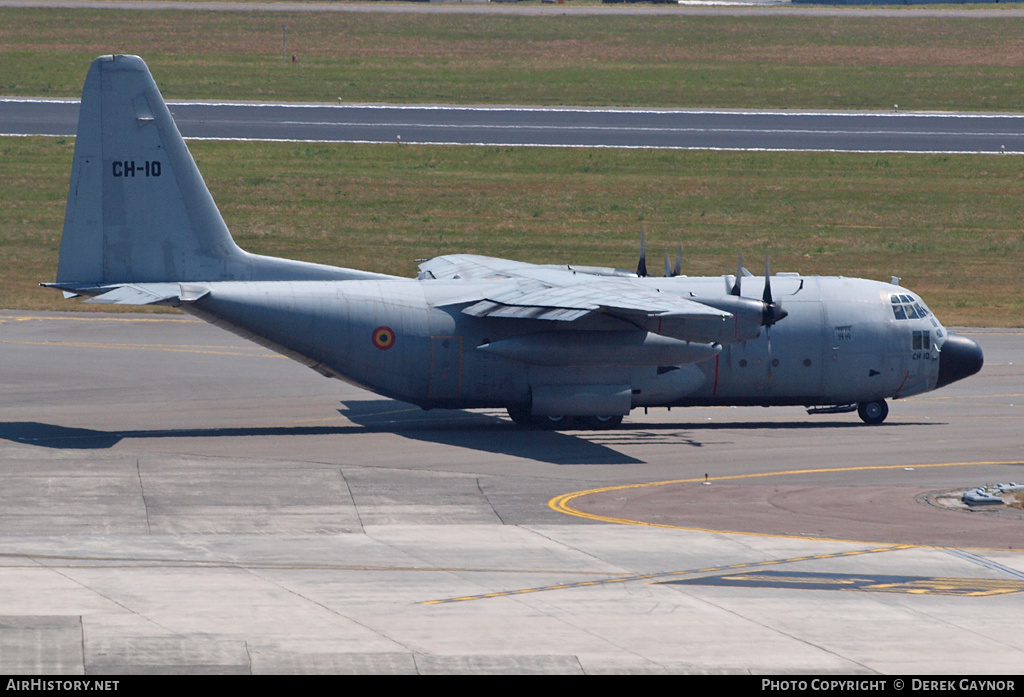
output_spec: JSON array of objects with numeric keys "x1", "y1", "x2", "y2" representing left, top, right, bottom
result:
[
  {"x1": 4, "y1": 0, "x2": 1024, "y2": 18},
  {"x1": 1, "y1": 310, "x2": 1021, "y2": 673},
  {"x1": 4, "y1": 99, "x2": 1024, "y2": 153}
]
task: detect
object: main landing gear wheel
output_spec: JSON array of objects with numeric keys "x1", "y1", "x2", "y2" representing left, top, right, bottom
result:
[
  {"x1": 857, "y1": 400, "x2": 889, "y2": 425},
  {"x1": 578, "y1": 415, "x2": 624, "y2": 430},
  {"x1": 505, "y1": 407, "x2": 566, "y2": 430},
  {"x1": 537, "y1": 414, "x2": 569, "y2": 430},
  {"x1": 505, "y1": 408, "x2": 623, "y2": 430},
  {"x1": 506, "y1": 406, "x2": 534, "y2": 428}
]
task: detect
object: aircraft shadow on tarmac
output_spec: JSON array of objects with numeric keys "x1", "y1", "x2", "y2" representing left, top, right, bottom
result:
[
  {"x1": 0, "y1": 412, "x2": 642, "y2": 465},
  {"x1": 0, "y1": 404, "x2": 936, "y2": 466},
  {"x1": 336, "y1": 400, "x2": 643, "y2": 464},
  {"x1": 336, "y1": 400, "x2": 939, "y2": 459}
]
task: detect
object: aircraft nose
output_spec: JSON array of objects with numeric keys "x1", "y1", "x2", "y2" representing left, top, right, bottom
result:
[{"x1": 936, "y1": 333, "x2": 984, "y2": 388}]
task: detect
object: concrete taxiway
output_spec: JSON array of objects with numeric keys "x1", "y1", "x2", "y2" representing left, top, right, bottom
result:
[{"x1": 0, "y1": 310, "x2": 1021, "y2": 674}]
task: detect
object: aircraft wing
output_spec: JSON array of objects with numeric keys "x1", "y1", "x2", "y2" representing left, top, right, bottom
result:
[
  {"x1": 420, "y1": 254, "x2": 729, "y2": 324},
  {"x1": 419, "y1": 254, "x2": 558, "y2": 281}
]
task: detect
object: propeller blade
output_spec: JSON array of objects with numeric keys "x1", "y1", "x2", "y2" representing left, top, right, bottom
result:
[
  {"x1": 664, "y1": 252, "x2": 671, "y2": 278},
  {"x1": 764, "y1": 255, "x2": 776, "y2": 380},
  {"x1": 637, "y1": 226, "x2": 648, "y2": 278},
  {"x1": 673, "y1": 243, "x2": 682, "y2": 277},
  {"x1": 761, "y1": 252, "x2": 788, "y2": 326},
  {"x1": 729, "y1": 254, "x2": 744, "y2": 296}
]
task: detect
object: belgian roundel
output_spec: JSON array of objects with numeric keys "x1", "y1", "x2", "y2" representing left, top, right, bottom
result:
[{"x1": 372, "y1": 326, "x2": 396, "y2": 351}]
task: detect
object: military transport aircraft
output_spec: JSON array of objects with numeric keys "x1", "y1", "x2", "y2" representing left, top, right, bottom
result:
[{"x1": 44, "y1": 55, "x2": 984, "y2": 429}]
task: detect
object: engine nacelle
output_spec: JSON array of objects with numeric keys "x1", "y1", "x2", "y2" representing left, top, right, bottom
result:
[
  {"x1": 478, "y1": 330, "x2": 720, "y2": 367},
  {"x1": 642, "y1": 296, "x2": 765, "y2": 345}
]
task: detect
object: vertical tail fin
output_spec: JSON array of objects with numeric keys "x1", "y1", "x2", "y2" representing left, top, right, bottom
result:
[
  {"x1": 58, "y1": 55, "x2": 246, "y2": 284},
  {"x1": 56, "y1": 54, "x2": 397, "y2": 289}
]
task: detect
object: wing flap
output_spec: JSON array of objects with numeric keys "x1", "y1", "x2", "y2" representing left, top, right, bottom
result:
[
  {"x1": 469, "y1": 281, "x2": 728, "y2": 321},
  {"x1": 463, "y1": 300, "x2": 590, "y2": 321}
]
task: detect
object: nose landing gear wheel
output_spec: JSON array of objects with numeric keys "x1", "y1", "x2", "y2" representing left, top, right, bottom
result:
[{"x1": 857, "y1": 400, "x2": 888, "y2": 425}]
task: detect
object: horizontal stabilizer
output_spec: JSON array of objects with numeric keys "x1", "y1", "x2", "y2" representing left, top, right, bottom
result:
[
  {"x1": 39, "y1": 282, "x2": 211, "y2": 306},
  {"x1": 84, "y1": 283, "x2": 182, "y2": 305}
]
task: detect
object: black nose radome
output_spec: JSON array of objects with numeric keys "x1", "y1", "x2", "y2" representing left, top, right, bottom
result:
[{"x1": 937, "y1": 333, "x2": 984, "y2": 388}]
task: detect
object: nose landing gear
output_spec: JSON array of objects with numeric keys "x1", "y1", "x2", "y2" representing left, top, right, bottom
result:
[{"x1": 857, "y1": 400, "x2": 889, "y2": 425}]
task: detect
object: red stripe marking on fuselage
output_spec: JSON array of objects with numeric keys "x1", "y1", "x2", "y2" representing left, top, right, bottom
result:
[{"x1": 895, "y1": 370, "x2": 910, "y2": 396}]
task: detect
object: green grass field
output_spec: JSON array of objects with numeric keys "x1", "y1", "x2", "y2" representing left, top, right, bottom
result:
[
  {"x1": 2, "y1": 6, "x2": 1022, "y2": 325},
  {"x1": 4, "y1": 137, "x2": 1021, "y2": 326},
  {"x1": 3, "y1": 8, "x2": 1024, "y2": 110}
]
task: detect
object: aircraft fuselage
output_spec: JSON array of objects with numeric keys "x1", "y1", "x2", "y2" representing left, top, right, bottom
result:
[{"x1": 182, "y1": 272, "x2": 970, "y2": 420}]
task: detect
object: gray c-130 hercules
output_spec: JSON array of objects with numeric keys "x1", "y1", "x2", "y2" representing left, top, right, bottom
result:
[{"x1": 45, "y1": 55, "x2": 984, "y2": 428}]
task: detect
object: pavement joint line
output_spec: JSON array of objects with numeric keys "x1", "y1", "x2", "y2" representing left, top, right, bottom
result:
[
  {"x1": 944, "y1": 548, "x2": 1024, "y2": 582},
  {"x1": 7, "y1": 315, "x2": 195, "y2": 322},
  {"x1": 915, "y1": 393, "x2": 1024, "y2": 401},
  {"x1": 0, "y1": 552, "x2": 617, "y2": 575},
  {"x1": 0, "y1": 339, "x2": 282, "y2": 358}
]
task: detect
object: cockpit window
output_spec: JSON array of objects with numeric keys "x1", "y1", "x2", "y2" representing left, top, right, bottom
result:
[{"x1": 890, "y1": 294, "x2": 930, "y2": 321}]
